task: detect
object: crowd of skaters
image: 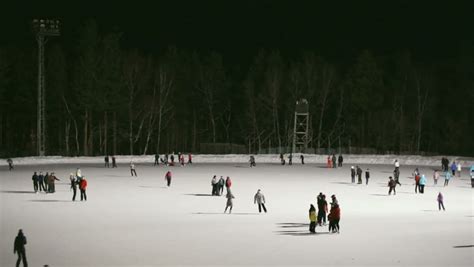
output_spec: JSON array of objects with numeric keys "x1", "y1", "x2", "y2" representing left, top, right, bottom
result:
[{"x1": 10, "y1": 153, "x2": 473, "y2": 265}]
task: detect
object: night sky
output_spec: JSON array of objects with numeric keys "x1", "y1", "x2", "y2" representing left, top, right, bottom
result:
[{"x1": 2, "y1": 0, "x2": 473, "y2": 66}]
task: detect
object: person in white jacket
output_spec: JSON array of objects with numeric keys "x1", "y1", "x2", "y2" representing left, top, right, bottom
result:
[
  {"x1": 456, "y1": 162, "x2": 462, "y2": 177},
  {"x1": 254, "y1": 189, "x2": 267, "y2": 213}
]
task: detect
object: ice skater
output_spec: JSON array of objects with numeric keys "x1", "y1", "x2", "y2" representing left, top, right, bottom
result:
[
  {"x1": 249, "y1": 155, "x2": 256, "y2": 167},
  {"x1": 328, "y1": 203, "x2": 341, "y2": 233},
  {"x1": 112, "y1": 156, "x2": 117, "y2": 168},
  {"x1": 130, "y1": 161, "x2": 138, "y2": 177},
  {"x1": 437, "y1": 192, "x2": 445, "y2": 211},
  {"x1": 70, "y1": 173, "x2": 78, "y2": 201},
  {"x1": 288, "y1": 154, "x2": 293, "y2": 165},
  {"x1": 38, "y1": 171, "x2": 45, "y2": 192},
  {"x1": 300, "y1": 154, "x2": 304, "y2": 164},
  {"x1": 309, "y1": 204, "x2": 316, "y2": 233},
  {"x1": 165, "y1": 171, "x2": 172, "y2": 187},
  {"x1": 327, "y1": 156, "x2": 332, "y2": 168},
  {"x1": 211, "y1": 175, "x2": 218, "y2": 195},
  {"x1": 188, "y1": 153, "x2": 193, "y2": 164},
  {"x1": 225, "y1": 176, "x2": 232, "y2": 194},
  {"x1": 338, "y1": 154, "x2": 343, "y2": 167},
  {"x1": 224, "y1": 190, "x2": 235, "y2": 213},
  {"x1": 388, "y1": 176, "x2": 397, "y2": 195},
  {"x1": 350, "y1": 166, "x2": 356, "y2": 183},
  {"x1": 444, "y1": 171, "x2": 451, "y2": 186},
  {"x1": 104, "y1": 155, "x2": 110, "y2": 168},
  {"x1": 7, "y1": 158, "x2": 13, "y2": 171},
  {"x1": 365, "y1": 168, "x2": 370, "y2": 185},
  {"x1": 80, "y1": 176, "x2": 88, "y2": 201},
  {"x1": 13, "y1": 229, "x2": 27, "y2": 267},
  {"x1": 419, "y1": 174, "x2": 427, "y2": 194},
  {"x1": 254, "y1": 189, "x2": 267, "y2": 213},
  {"x1": 356, "y1": 166, "x2": 363, "y2": 184},
  {"x1": 450, "y1": 161, "x2": 456, "y2": 176},
  {"x1": 414, "y1": 172, "x2": 421, "y2": 193},
  {"x1": 394, "y1": 159, "x2": 400, "y2": 172},
  {"x1": 317, "y1": 193, "x2": 328, "y2": 226},
  {"x1": 456, "y1": 162, "x2": 462, "y2": 177},
  {"x1": 332, "y1": 154, "x2": 337, "y2": 168},
  {"x1": 48, "y1": 172, "x2": 60, "y2": 193},
  {"x1": 218, "y1": 176, "x2": 225, "y2": 195},
  {"x1": 433, "y1": 170, "x2": 439, "y2": 185},
  {"x1": 154, "y1": 154, "x2": 159, "y2": 166},
  {"x1": 32, "y1": 172, "x2": 39, "y2": 193}
]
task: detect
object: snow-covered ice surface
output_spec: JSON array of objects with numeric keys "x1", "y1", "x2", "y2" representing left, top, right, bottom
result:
[{"x1": 1, "y1": 158, "x2": 473, "y2": 266}]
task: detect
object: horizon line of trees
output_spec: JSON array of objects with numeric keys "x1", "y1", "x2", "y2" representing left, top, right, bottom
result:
[{"x1": 0, "y1": 19, "x2": 473, "y2": 157}]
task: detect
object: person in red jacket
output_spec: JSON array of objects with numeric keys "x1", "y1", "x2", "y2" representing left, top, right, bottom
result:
[
  {"x1": 225, "y1": 176, "x2": 232, "y2": 194},
  {"x1": 415, "y1": 174, "x2": 421, "y2": 193},
  {"x1": 188, "y1": 153, "x2": 193, "y2": 164},
  {"x1": 79, "y1": 176, "x2": 88, "y2": 201},
  {"x1": 328, "y1": 204, "x2": 341, "y2": 233},
  {"x1": 165, "y1": 171, "x2": 172, "y2": 187}
]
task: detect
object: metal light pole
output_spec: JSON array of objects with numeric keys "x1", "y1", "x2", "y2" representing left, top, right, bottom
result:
[
  {"x1": 292, "y1": 99, "x2": 310, "y2": 154},
  {"x1": 32, "y1": 19, "x2": 60, "y2": 156}
]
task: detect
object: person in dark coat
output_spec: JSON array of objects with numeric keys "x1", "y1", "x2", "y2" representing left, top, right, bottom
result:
[
  {"x1": 317, "y1": 193, "x2": 328, "y2": 226},
  {"x1": 254, "y1": 189, "x2": 267, "y2": 213},
  {"x1": 38, "y1": 171, "x2": 45, "y2": 192},
  {"x1": 154, "y1": 154, "x2": 159, "y2": 166},
  {"x1": 288, "y1": 154, "x2": 293, "y2": 165},
  {"x1": 280, "y1": 153, "x2": 285, "y2": 165},
  {"x1": 44, "y1": 172, "x2": 49, "y2": 192},
  {"x1": 170, "y1": 154, "x2": 175, "y2": 165},
  {"x1": 388, "y1": 176, "x2": 397, "y2": 195},
  {"x1": 393, "y1": 168, "x2": 401, "y2": 186},
  {"x1": 365, "y1": 168, "x2": 370, "y2": 185},
  {"x1": 79, "y1": 176, "x2": 88, "y2": 201},
  {"x1": 112, "y1": 156, "x2": 117, "y2": 168},
  {"x1": 338, "y1": 154, "x2": 343, "y2": 167},
  {"x1": 437, "y1": 192, "x2": 445, "y2": 211},
  {"x1": 211, "y1": 175, "x2": 218, "y2": 195},
  {"x1": 332, "y1": 154, "x2": 337, "y2": 168},
  {"x1": 356, "y1": 166, "x2": 363, "y2": 184},
  {"x1": 165, "y1": 171, "x2": 172, "y2": 187},
  {"x1": 300, "y1": 154, "x2": 305, "y2": 164},
  {"x1": 48, "y1": 172, "x2": 60, "y2": 193},
  {"x1": 32, "y1": 172, "x2": 39, "y2": 193},
  {"x1": 14, "y1": 229, "x2": 27, "y2": 267},
  {"x1": 70, "y1": 173, "x2": 78, "y2": 201},
  {"x1": 104, "y1": 155, "x2": 110, "y2": 168},
  {"x1": 328, "y1": 204, "x2": 341, "y2": 233},
  {"x1": 249, "y1": 155, "x2": 256, "y2": 167},
  {"x1": 350, "y1": 166, "x2": 356, "y2": 183},
  {"x1": 7, "y1": 158, "x2": 14, "y2": 171},
  {"x1": 309, "y1": 204, "x2": 317, "y2": 233},
  {"x1": 130, "y1": 162, "x2": 138, "y2": 177},
  {"x1": 218, "y1": 176, "x2": 225, "y2": 195}
]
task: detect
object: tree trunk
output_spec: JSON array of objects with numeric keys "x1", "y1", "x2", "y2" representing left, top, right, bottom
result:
[
  {"x1": 65, "y1": 120, "x2": 70, "y2": 156},
  {"x1": 113, "y1": 112, "x2": 117, "y2": 155},
  {"x1": 83, "y1": 109, "x2": 89, "y2": 156},
  {"x1": 104, "y1": 111, "x2": 108, "y2": 155}
]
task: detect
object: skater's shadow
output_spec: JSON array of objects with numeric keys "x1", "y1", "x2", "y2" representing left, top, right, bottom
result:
[
  {"x1": 29, "y1": 200, "x2": 70, "y2": 202},
  {"x1": 275, "y1": 230, "x2": 331, "y2": 236},
  {"x1": 453, "y1": 245, "x2": 474, "y2": 248},
  {"x1": 185, "y1": 194, "x2": 214, "y2": 197},
  {"x1": 421, "y1": 210, "x2": 438, "y2": 212},
  {"x1": 0, "y1": 190, "x2": 36, "y2": 194},
  {"x1": 277, "y1": 222, "x2": 307, "y2": 228},
  {"x1": 193, "y1": 212, "x2": 259, "y2": 215}
]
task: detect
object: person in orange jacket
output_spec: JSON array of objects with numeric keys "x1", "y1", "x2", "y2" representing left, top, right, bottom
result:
[{"x1": 79, "y1": 176, "x2": 88, "y2": 201}]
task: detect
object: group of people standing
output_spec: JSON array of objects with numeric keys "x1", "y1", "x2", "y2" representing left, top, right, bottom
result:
[
  {"x1": 350, "y1": 166, "x2": 370, "y2": 185},
  {"x1": 31, "y1": 171, "x2": 60, "y2": 193},
  {"x1": 327, "y1": 154, "x2": 343, "y2": 168},
  {"x1": 211, "y1": 175, "x2": 232, "y2": 196},
  {"x1": 104, "y1": 155, "x2": 117, "y2": 168},
  {"x1": 154, "y1": 153, "x2": 193, "y2": 167},
  {"x1": 309, "y1": 193, "x2": 340, "y2": 233},
  {"x1": 69, "y1": 168, "x2": 88, "y2": 201},
  {"x1": 279, "y1": 153, "x2": 306, "y2": 165}
]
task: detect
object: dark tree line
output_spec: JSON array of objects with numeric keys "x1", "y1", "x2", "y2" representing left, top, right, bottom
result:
[{"x1": 0, "y1": 19, "x2": 473, "y2": 157}]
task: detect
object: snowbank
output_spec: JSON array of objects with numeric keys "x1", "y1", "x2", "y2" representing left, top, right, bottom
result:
[{"x1": 2, "y1": 154, "x2": 474, "y2": 167}]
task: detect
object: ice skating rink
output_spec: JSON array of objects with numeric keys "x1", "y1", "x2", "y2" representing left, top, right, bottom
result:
[{"x1": 1, "y1": 161, "x2": 473, "y2": 266}]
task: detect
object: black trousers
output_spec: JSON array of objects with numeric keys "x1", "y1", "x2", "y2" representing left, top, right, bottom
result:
[
  {"x1": 39, "y1": 181, "x2": 45, "y2": 192},
  {"x1": 351, "y1": 175, "x2": 355, "y2": 183},
  {"x1": 419, "y1": 185, "x2": 425, "y2": 194},
  {"x1": 16, "y1": 250, "x2": 27, "y2": 267},
  {"x1": 366, "y1": 178, "x2": 369, "y2": 185},
  {"x1": 415, "y1": 183, "x2": 419, "y2": 193},
  {"x1": 72, "y1": 187, "x2": 77, "y2": 201},
  {"x1": 444, "y1": 179, "x2": 449, "y2": 186},
  {"x1": 80, "y1": 189, "x2": 87, "y2": 201},
  {"x1": 33, "y1": 182, "x2": 38, "y2": 192},
  {"x1": 258, "y1": 203, "x2": 267, "y2": 213},
  {"x1": 131, "y1": 169, "x2": 137, "y2": 176},
  {"x1": 166, "y1": 178, "x2": 171, "y2": 187},
  {"x1": 317, "y1": 210, "x2": 326, "y2": 225},
  {"x1": 438, "y1": 201, "x2": 445, "y2": 210},
  {"x1": 389, "y1": 187, "x2": 396, "y2": 195},
  {"x1": 105, "y1": 162, "x2": 110, "y2": 168},
  {"x1": 357, "y1": 175, "x2": 362, "y2": 184},
  {"x1": 309, "y1": 221, "x2": 316, "y2": 233}
]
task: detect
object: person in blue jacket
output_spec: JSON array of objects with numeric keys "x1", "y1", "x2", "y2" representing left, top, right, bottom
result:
[
  {"x1": 419, "y1": 174, "x2": 427, "y2": 193},
  {"x1": 450, "y1": 161, "x2": 457, "y2": 176},
  {"x1": 444, "y1": 171, "x2": 452, "y2": 186}
]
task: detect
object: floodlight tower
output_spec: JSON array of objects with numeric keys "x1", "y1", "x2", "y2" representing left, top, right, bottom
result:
[
  {"x1": 32, "y1": 19, "x2": 60, "y2": 156},
  {"x1": 292, "y1": 99, "x2": 310, "y2": 153}
]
